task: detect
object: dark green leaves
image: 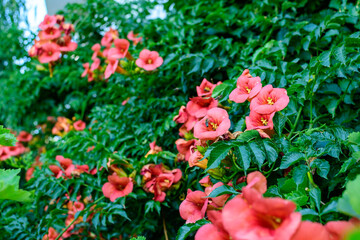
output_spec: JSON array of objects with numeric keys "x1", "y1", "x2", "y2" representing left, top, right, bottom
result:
[
  {"x1": 280, "y1": 152, "x2": 305, "y2": 169},
  {"x1": 176, "y1": 219, "x2": 210, "y2": 240}
]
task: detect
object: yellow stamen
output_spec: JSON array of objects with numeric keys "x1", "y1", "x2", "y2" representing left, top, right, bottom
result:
[
  {"x1": 147, "y1": 59, "x2": 153, "y2": 64},
  {"x1": 245, "y1": 86, "x2": 251, "y2": 93},
  {"x1": 267, "y1": 97, "x2": 274, "y2": 105},
  {"x1": 261, "y1": 118, "x2": 268, "y2": 126},
  {"x1": 210, "y1": 122, "x2": 218, "y2": 130},
  {"x1": 204, "y1": 87, "x2": 211, "y2": 92}
]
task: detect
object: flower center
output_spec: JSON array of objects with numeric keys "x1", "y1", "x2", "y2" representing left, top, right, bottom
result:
[
  {"x1": 245, "y1": 86, "x2": 251, "y2": 93},
  {"x1": 210, "y1": 122, "x2": 218, "y2": 130},
  {"x1": 120, "y1": 49, "x2": 125, "y2": 53},
  {"x1": 261, "y1": 118, "x2": 268, "y2": 126},
  {"x1": 48, "y1": 51, "x2": 53, "y2": 55},
  {"x1": 204, "y1": 86, "x2": 211, "y2": 92},
  {"x1": 147, "y1": 59, "x2": 153, "y2": 64},
  {"x1": 50, "y1": 31, "x2": 53, "y2": 35},
  {"x1": 267, "y1": 97, "x2": 274, "y2": 105}
]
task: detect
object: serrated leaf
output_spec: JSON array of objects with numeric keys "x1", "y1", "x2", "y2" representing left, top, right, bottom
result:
[
  {"x1": 311, "y1": 159, "x2": 330, "y2": 179},
  {"x1": 273, "y1": 113, "x2": 287, "y2": 136},
  {"x1": 205, "y1": 142, "x2": 232, "y2": 170},
  {"x1": 248, "y1": 142, "x2": 266, "y2": 168},
  {"x1": 333, "y1": 45, "x2": 346, "y2": 64},
  {"x1": 280, "y1": 152, "x2": 305, "y2": 169},
  {"x1": 0, "y1": 132, "x2": 17, "y2": 146},
  {"x1": 319, "y1": 50, "x2": 331, "y2": 67},
  {"x1": 309, "y1": 187, "x2": 321, "y2": 212},
  {"x1": 348, "y1": 132, "x2": 360, "y2": 145},
  {"x1": 235, "y1": 144, "x2": 251, "y2": 173},
  {"x1": 0, "y1": 169, "x2": 32, "y2": 202},
  {"x1": 235, "y1": 130, "x2": 260, "y2": 142},
  {"x1": 293, "y1": 165, "x2": 309, "y2": 187}
]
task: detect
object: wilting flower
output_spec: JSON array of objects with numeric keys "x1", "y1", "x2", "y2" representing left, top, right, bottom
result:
[
  {"x1": 141, "y1": 164, "x2": 182, "y2": 202},
  {"x1": 39, "y1": 26, "x2": 61, "y2": 40},
  {"x1": 52, "y1": 117, "x2": 72, "y2": 136},
  {"x1": 57, "y1": 35, "x2": 77, "y2": 52},
  {"x1": 104, "y1": 58, "x2": 119, "y2": 79},
  {"x1": 180, "y1": 189, "x2": 209, "y2": 223},
  {"x1": 250, "y1": 85, "x2": 289, "y2": 114},
  {"x1": 194, "y1": 107, "x2": 231, "y2": 141},
  {"x1": 61, "y1": 23, "x2": 75, "y2": 35},
  {"x1": 73, "y1": 120, "x2": 86, "y2": 131},
  {"x1": 81, "y1": 63, "x2": 94, "y2": 82},
  {"x1": 107, "y1": 39, "x2": 130, "y2": 59},
  {"x1": 197, "y1": 79, "x2": 221, "y2": 97},
  {"x1": 188, "y1": 149, "x2": 208, "y2": 169},
  {"x1": 186, "y1": 97, "x2": 218, "y2": 118},
  {"x1": 175, "y1": 139, "x2": 197, "y2": 161},
  {"x1": 145, "y1": 141, "x2": 163, "y2": 158},
  {"x1": 55, "y1": 15, "x2": 64, "y2": 24},
  {"x1": 42, "y1": 227, "x2": 62, "y2": 240},
  {"x1": 101, "y1": 28, "x2": 118, "y2": 47},
  {"x1": 38, "y1": 42, "x2": 61, "y2": 63},
  {"x1": 17, "y1": 131, "x2": 33, "y2": 142},
  {"x1": 102, "y1": 173, "x2": 133, "y2": 202},
  {"x1": 127, "y1": 31, "x2": 143, "y2": 45},
  {"x1": 229, "y1": 69, "x2": 262, "y2": 103},
  {"x1": 39, "y1": 15, "x2": 57, "y2": 30},
  {"x1": 135, "y1": 49, "x2": 163, "y2": 71}
]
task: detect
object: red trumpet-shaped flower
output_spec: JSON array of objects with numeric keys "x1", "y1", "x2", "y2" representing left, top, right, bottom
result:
[
  {"x1": 135, "y1": 49, "x2": 163, "y2": 71},
  {"x1": 38, "y1": 42, "x2": 61, "y2": 63},
  {"x1": 229, "y1": 69, "x2": 262, "y2": 103},
  {"x1": 127, "y1": 31, "x2": 142, "y2": 45},
  {"x1": 102, "y1": 173, "x2": 133, "y2": 202},
  {"x1": 250, "y1": 85, "x2": 289, "y2": 114},
  {"x1": 39, "y1": 15, "x2": 57, "y2": 30},
  {"x1": 194, "y1": 107, "x2": 231, "y2": 140},
  {"x1": 186, "y1": 97, "x2": 218, "y2": 119},
  {"x1": 179, "y1": 189, "x2": 209, "y2": 223},
  {"x1": 196, "y1": 79, "x2": 222, "y2": 97},
  {"x1": 107, "y1": 39, "x2": 130, "y2": 59}
]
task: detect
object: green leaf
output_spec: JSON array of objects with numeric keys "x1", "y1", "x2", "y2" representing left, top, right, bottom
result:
[
  {"x1": 176, "y1": 219, "x2": 210, "y2": 240},
  {"x1": 346, "y1": 229, "x2": 360, "y2": 240},
  {"x1": 262, "y1": 139, "x2": 278, "y2": 164},
  {"x1": 280, "y1": 152, "x2": 305, "y2": 169},
  {"x1": 273, "y1": 113, "x2": 287, "y2": 136},
  {"x1": 332, "y1": 45, "x2": 346, "y2": 64},
  {"x1": 285, "y1": 191, "x2": 308, "y2": 206},
  {"x1": 309, "y1": 187, "x2": 321, "y2": 212},
  {"x1": 0, "y1": 126, "x2": 17, "y2": 146},
  {"x1": 205, "y1": 142, "x2": 232, "y2": 170},
  {"x1": 348, "y1": 132, "x2": 360, "y2": 145},
  {"x1": 319, "y1": 50, "x2": 331, "y2": 67},
  {"x1": 293, "y1": 165, "x2": 309, "y2": 187},
  {"x1": 0, "y1": 169, "x2": 32, "y2": 202},
  {"x1": 207, "y1": 184, "x2": 238, "y2": 198},
  {"x1": 337, "y1": 175, "x2": 360, "y2": 218},
  {"x1": 248, "y1": 142, "x2": 266, "y2": 168},
  {"x1": 236, "y1": 130, "x2": 260, "y2": 142},
  {"x1": 310, "y1": 159, "x2": 330, "y2": 179},
  {"x1": 235, "y1": 144, "x2": 251, "y2": 173}
]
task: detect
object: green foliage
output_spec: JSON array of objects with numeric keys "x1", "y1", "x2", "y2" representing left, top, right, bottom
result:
[
  {"x1": 0, "y1": 169, "x2": 32, "y2": 202},
  {"x1": 0, "y1": 125, "x2": 16, "y2": 146},
  {"x1": 0, "y1": 0, "x2": 359, "y2": 239},
  {"x1": 338, "y1": 175, "x2": 360, "y2": 219}
]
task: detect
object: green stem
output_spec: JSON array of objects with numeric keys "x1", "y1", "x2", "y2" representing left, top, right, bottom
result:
[
  {"x1": 288, "y1": 106, "x2": 303, "y2": 139},
  {"x1": 55, "y1": 196, "x2": 105, "y2": 240}
]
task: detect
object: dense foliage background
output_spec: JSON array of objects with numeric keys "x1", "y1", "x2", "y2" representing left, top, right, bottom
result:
[{"x1": 0, "y1": 0, "x2": 359, "y2": 239}]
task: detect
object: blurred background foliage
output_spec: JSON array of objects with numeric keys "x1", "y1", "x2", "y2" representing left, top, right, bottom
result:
[{"x1": 0, "y1": 0, "x2": 359, "y2": 239}]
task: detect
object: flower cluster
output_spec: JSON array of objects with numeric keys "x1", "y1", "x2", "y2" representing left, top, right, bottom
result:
[
  {"x1": 141, "y1": 163, "x2": 182, "y2": 202},
  {"x1": 193, "y1": 171, "x2": 359, "y2": 240},
  {"x1": 174, "y1": 79, "x2": 230, "y2": 169},
  {"x1": 28, "y1": 14, "x2": 77, "y2": 64},
  {"x1": 0, "y1": 131, "x2": 31, "y2": 160},
  {"x1": 82, "y1": 28, "x2": 163, "y2": 82},
  {"x1": 230, "y1": 69, "x2": 289, "y2": 138},
  {"x1": 49, "y1": 155, "x2": 96, "y2": 179},
  {"x1": 51, "y1": 117, "x2": 86, "y2": 136}
]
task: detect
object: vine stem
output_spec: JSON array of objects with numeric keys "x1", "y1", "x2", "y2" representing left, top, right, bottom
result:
[
  {"x1": 162, "y1": 211, "x2": 169, "y2": 240},
  {"x1": 55, "y1": 196, "x2": 105, "y2": 240},
  {"x1": 288, "y1": 106, "x2": 303, "y2": 139}
]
